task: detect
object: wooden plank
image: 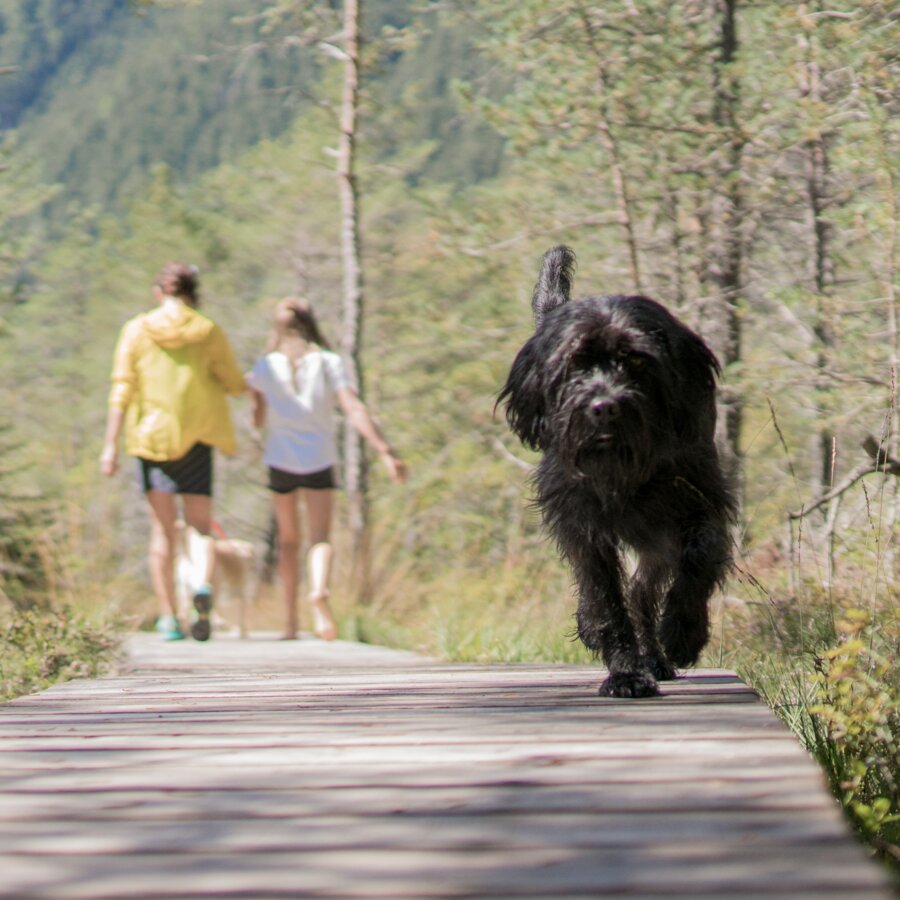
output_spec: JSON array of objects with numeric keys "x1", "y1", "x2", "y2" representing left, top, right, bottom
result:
[
  {"x1": 0, "y1": 846, "x2": 890, "y2": 898},
  {"x1": 0, "y1": 632, "x2": 893, "y2": 899}
]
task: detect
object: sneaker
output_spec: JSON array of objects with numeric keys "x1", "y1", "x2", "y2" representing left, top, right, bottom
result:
[
  {"x1": 155, "y1": 614, "x2": 185, "y2": 641},
  {"x1": 190, "y1": 585, "x2": 213, "y2": 642}
]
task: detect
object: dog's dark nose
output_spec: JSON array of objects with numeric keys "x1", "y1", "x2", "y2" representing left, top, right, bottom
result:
[{"x1": 589, "y1": 398, "x2": 620, "y2": 425}]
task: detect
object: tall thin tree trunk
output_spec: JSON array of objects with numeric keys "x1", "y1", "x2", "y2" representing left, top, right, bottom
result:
[
  {"x1": 798, "y1": 3, "x2": 836, "y2": 505},
  {"x1": 706, "y1": 0, "x2": 744, "y2": 485},
  {"x1": 336, "y1": 0, "x2": 370, "y2": 600},
  {"x1": 578, "y1": 6, "x2": 643, "y2": 294},
  {"x1": 874, "y1": 106, "x2": 899, "y2": 574},
  {"x1": 597, "y1": 112, "x2": 643, "y2": 294},
  {"x1": 665, "y1": 170, "x2": 686, "y2": 307}
]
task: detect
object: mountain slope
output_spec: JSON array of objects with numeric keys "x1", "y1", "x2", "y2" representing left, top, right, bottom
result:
[
  {"x1": 3, "y1": 0, "x2": 504, "y2": 215},
  {"x1": 4, "y1": 0, "x2": 317, "y2": 209}
]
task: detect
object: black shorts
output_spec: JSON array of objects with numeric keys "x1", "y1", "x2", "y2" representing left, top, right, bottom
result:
[
  {"x1": 138, "y1": 443, "x2": 213, "y2": 496},
  {"x1": 268, "y1": 465, "x2": 337, "y2": 494}
]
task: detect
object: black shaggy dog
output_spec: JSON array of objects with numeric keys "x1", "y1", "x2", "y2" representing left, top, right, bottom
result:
[{"x1": 499, "y1": 246, "x2": 736, "y2": 698}]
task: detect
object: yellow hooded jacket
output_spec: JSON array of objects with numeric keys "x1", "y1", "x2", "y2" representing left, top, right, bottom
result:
[{"x1": 108, "y1": 301, "x2": 246, "y2": 461}]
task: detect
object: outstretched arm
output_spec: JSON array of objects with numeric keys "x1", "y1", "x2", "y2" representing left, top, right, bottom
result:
[{"x1": 336, "y1": 387, "x2": 407, "y2": 485}]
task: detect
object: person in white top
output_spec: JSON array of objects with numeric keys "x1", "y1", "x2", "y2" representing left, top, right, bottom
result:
[{"x1": 248, "y1": 298, "x2": 406, "y2": 639}]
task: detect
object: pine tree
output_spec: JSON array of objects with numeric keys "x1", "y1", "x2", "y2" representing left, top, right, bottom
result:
[{"x1": 0, "y1": 424, "x2": 56, "y2": 611}]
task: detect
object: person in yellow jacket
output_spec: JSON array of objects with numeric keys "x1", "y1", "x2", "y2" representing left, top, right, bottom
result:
[{"x1": 100, "y1": 262, "x2": 245, "y2": 641}]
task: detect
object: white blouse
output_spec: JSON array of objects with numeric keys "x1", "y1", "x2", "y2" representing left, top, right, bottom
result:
[{"x1": 249, "y1": 349, "x2": 352, "y2": 474}]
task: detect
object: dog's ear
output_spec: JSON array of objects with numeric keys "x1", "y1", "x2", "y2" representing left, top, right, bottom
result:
[
  {"x1": 497, "y1": 335, "x2": 547, "y2": 450},
  {"x1": 672, "y1": 327, "x2": 721, "y2": 443},
  {"x1": 532, "y1": 246, "x2": 575, "y2": 329}
]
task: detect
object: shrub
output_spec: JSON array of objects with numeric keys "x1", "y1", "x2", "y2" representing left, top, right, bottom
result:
[
  {"x1": 0, "y1": 606, "x2": 122, "y2": 701},
  {"x1": 808, "y1": 609, "x2": 899, "y2": 865}
]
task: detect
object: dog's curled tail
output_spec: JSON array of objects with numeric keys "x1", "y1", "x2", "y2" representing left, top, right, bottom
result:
[{"x1": 532, "y1": 245, "x2": 575, "y2": 329}]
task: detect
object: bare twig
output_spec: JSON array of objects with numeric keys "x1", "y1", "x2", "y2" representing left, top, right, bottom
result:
[
  {"x1": 789, "y1": 434, "x2": 900, "y2": 519},
  {"x1": 492, "y1": 438, "x2": 534, "y2": 473},
  {"x1": 460, "y1": 214, "x2": 620, "y2": 257}
]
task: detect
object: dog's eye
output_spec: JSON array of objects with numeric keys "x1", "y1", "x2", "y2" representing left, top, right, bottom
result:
[
  {"x1": 571, "y1": 350, "x2": 596, "y2": 369},
  {"x1": 626, "y1": 354, "x2": 646, "y2": 370}
]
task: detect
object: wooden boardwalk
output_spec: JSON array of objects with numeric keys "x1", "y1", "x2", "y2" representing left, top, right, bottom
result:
[{"x1": 0, "y1": 633, "x2": 894, "y2": 899}]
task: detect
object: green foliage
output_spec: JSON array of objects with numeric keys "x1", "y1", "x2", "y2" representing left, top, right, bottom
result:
[
  {"x1": 0, "y1": 137, "x2": 59, "y2": 316},
  {"x1": 0, "y1": 605, "x2": 122, "y2": 700},
  {"x1": 725, "y1": 573, "x2": 899, "y2": 875},
  {"x1": 5, "y1": 0, "x2": 503, "y2": 221},
  {"x1": 0, "y1": 0, "x2": 122, "y2": 128},
  {"x1": 810, "y1": 610, "x2": 899, "y2": 860},
  {"x1": 367, "y1": 6, "x2": 505, "y2": 185},
  {"x1": 0, "y1": 423, "x2": 57, "y2": 611},
  {"x1": 8, "y1": 0, "x2": 319, "y2": 212}
]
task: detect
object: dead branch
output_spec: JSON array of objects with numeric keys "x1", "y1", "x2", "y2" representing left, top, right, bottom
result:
[
  {"x1": 460, "y1": 214, "x2": 620, "y2": 257},
  {"x1": 861, "y1": 434, "x2": 900, "y2": 474},
  {"x1": 789, "y1": 434, "x2": 900, "y2": 519},
  {"x1": 492, "y1": 438, "x2": 534, "y2": 473}
]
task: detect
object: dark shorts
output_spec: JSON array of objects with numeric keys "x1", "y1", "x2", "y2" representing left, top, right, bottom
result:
[
  {"x1": 138, "y1": 443, "x2": 213, "y2": 496},
  {"x1": 268, "y1": 465, "x2": 337, "y2": 494}
]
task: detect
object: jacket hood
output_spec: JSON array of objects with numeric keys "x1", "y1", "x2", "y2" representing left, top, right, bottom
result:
[{"x1": 142, "y1": 300, "x2": 214, "y2": 348}]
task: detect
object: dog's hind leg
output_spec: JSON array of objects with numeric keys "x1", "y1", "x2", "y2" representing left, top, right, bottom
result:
[
  {"x1": 569, "y1": 541, "x2": 660, "y2": 698},
  {"x1": 660, "y1": 522, "x2": 729, "y2": 667}
]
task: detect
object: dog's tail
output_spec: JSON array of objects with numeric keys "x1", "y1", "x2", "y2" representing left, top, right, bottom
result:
[{"x1": 532, "y1": 245, "x2": 575, "y2": 328}]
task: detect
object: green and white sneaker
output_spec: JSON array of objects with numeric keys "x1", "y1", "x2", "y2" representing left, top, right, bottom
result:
[
  {"x1": 155, "y1": 614, "x2": 185, "y2": 641},
  {"x1": 190, "y1": 585, "x2": 213, "y2": 642}
]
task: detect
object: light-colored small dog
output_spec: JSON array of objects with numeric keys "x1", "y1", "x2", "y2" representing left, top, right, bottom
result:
[{"x1": 174, "y1": 522, "x2": 257, "y2": 638}]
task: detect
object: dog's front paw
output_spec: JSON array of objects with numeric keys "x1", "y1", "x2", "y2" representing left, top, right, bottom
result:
[{"x1": 598, "y1": 670, "x2": 659, "y2": 698}]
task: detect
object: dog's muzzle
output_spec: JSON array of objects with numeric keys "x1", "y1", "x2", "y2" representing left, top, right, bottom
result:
[{"x1": 589, "y1": 398, "x2": 621, "y2": 443}]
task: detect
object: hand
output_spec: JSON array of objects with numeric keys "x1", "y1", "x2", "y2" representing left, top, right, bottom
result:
[
  {"x1": 381, "y1": 449, "x2": 407, "y2": 485},
  {"x1": 99, "y1": 445, "x2": 118, "y2": 477}
]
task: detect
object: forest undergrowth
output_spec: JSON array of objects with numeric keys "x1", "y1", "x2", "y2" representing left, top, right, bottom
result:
[{"x1": 0, "y1": 605, "x2": 122, "y2": 702}]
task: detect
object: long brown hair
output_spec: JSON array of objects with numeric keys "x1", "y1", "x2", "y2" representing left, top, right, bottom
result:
[{"x1": 268, "y1": 297, "x2": 331, "y2": 352}]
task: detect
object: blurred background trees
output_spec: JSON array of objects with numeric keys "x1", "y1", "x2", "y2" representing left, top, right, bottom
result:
[{"x1": 0, "y1": 0, "x2": 894, "y2": 623}]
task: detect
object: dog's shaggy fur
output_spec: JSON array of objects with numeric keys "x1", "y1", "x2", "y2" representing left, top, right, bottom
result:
[{"x1": 499, "y1": 246, "x2": 736, "y2": 698}]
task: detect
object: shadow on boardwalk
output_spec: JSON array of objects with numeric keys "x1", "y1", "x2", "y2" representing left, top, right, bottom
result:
[{"x1": 0, "y1": 632, "x2": 894, "y2": 898}]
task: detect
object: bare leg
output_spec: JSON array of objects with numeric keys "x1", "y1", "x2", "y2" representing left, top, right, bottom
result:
[
  {"x1": 146, "y1": 491, "x2": 180, "y2": 620},
  {"x1": 182, "y1": 494, "x2": 212, "y2": 535},
  {"x1": 272, "y1": 491, "x2": 300, "y2": 639},
  {"x1": 305, "y1": 490, "x2": 336, "y2": 640}
]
